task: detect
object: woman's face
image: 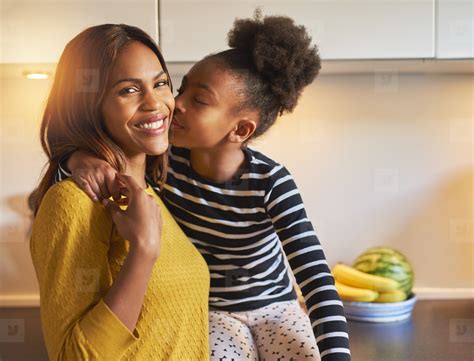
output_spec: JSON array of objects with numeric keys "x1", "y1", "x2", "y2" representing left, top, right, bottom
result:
[
  {"x1": 170, "y1": 58, "x2": 245, "y2": 150},
  {"x1": 101, "y1": 41, "x2": 174, "y2": 159}
]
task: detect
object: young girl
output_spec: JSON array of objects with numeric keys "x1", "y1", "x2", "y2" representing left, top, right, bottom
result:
[
  {"x1": 30, "y1": 24, "x2": 210, "y2": 360},
  {"x1": 59, "y1": 14, "x2": 351, "y2": 361}
]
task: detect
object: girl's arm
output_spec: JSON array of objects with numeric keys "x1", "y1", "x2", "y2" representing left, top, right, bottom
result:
[
  {"x1": 55, "y1": 150, "x2": 126, "y2": 201},
  {"x1": 30, "y1": 175, "x2": 161, "y2": 360},
  {"x1": 264, "y1": 166, "x2": 351, "y2": 361}
]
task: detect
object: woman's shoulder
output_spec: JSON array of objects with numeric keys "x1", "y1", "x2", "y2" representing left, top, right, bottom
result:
[
  {"x1": 38, "y1": 179, "x2": 106, "y2": 221},
  {"x1": 43, "y1": 179, "x2": 92, "y2": 203}
]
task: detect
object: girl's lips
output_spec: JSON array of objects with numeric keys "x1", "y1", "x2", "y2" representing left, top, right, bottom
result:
[
  {"x1": 172, "y1": 116, "x2": 184, "y2": 129},
  {"x1": 171, "y1": 123, "x2": 184, "y2": 130}
]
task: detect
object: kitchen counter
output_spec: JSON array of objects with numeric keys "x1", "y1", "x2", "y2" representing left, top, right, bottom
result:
[
  {"x1": 0, "y1": 299, "x2": 472, "y2": 360},
  {"x1": 347, "y1": 299, "x2": 473, "y2": 361}
]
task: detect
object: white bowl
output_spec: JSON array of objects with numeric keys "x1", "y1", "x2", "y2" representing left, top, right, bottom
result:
[{"x1": 343, "y1": 293, "x2": 417, "y2": 323}]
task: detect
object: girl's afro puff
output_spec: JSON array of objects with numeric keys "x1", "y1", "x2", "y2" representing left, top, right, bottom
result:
[{"x1": 227, "y1": 9, "x2": 321, "y2": 114}]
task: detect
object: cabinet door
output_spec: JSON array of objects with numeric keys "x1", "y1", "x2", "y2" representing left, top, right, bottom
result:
[
  {"x1": 437, "y1": 0, "x2": 474, "y2": 59},
  {"x1": 1, "y1": 0, "x2": 158, "y2": 63},
  {"x1": 160, "y1": 0, "x2": 435, "y2": 62}
]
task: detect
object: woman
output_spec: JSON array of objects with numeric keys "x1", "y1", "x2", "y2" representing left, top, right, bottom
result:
[
  {"x1": 56, "y1": 13, "x2": 351, "y2": 361},
  {"x1": 29, "y1": 24, "x2": 210, "y2": 360}
]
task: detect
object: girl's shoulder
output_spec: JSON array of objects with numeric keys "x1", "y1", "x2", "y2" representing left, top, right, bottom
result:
[
  {"x1": 244, "y1": 147, "x2": 292, "y2": 178},
  {"x1": 169, "y1": 146, "x2": 191, "y2": 161},
  {"x1": 244, "y1": 147, "x2": 280, "y2": 168}
]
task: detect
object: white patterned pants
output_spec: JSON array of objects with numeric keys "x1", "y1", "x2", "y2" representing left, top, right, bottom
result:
[{"x1": 209, "y1": 300, "x2": 321, "y2": 361}]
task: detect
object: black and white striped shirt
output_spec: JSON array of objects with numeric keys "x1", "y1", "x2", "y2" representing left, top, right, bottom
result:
[
  {"x1": 161, "y1": 146, "x2": 350, "y2": 361},
  {"x1": 57, "y1": 146, "x2": 351, "y2": 360}
]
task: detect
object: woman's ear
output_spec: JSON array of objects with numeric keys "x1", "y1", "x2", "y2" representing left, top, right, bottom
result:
[{"x1": 228, "y1": 119, "x2": 257, "y2": 144}]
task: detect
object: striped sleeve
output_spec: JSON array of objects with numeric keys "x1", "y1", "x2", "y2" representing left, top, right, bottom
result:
[
  {"x1": 54, "y1": 159, "x2": 73, "y2": 183},
  {"x1": 264, "y1": 166, "x2": 351, "y2": 361}
]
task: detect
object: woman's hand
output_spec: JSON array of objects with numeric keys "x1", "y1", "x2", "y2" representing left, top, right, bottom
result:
[
  {"x1": 102, "y1": 173, "x2": 162, "y2": 260},
  {"x1": 68, "y1": 150, "x2": 120, "y2": 202}
]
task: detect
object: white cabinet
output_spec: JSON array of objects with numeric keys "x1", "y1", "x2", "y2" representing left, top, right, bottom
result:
[
  {"x1": 160, "y1": 0, "x2": 435, "y2": 62},
  {"x1": 1, "y1": 0, "x2": 158, "y2": 63},
  {"x1": 437, "y1": 0, "x2": 474, "y2": 59}
]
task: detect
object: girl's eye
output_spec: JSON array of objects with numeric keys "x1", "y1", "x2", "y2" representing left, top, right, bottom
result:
[
  {"x1": 194, "y1": 98, "x2": 207, "y2": 105},
  {"x1": 119, "y1": 87, "x2": 138, "y2": 95},
  {"x1": 176, "y1": 87, "x2": 183, "y2": 95}
]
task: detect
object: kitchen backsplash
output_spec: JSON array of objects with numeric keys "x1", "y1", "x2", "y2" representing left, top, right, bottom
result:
[{"x1": 1, "y1": 66, "x2": 472, "y2": 303}]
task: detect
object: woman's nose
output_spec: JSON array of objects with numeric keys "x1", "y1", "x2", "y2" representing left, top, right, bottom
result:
[{"x1": 142, "y1": 89, "x2": 162, "y2": 111}]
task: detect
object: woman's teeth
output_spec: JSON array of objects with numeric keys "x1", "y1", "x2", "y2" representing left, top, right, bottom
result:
[{"x1": 137, "y1": 120, "x2": 164, "y2": 129}]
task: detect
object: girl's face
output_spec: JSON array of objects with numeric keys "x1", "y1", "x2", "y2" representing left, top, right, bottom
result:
[
  {"x1": 101, "y1": 41, "x2": 174, "y2": 159},
  {"x1": 170, "y1": 58, "x2": 245, "y2": 150}
]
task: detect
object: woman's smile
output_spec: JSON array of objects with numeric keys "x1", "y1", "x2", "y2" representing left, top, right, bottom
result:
[{"x1": 133, "y1": 113, "x2": 168, "y2": 135}]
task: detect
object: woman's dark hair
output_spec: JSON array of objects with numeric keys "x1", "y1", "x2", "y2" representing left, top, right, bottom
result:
[
  {"x1": 31, "y1": 24, "x2": 172, "y2": 214},
  {"x1": 206, "y1": 10, "x2": 321, "y2": 139}
]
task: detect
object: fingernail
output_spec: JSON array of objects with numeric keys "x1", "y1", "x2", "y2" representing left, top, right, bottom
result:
[{"x1": 92, "y1": 196, "x2": 99, "y2": 202}]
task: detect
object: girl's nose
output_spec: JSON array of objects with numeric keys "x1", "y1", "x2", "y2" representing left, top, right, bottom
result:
[{"x1": 174, "y1": 94, "x2": 185, "y2": 114}]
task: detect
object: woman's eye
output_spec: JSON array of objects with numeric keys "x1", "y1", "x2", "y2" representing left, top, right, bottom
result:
[
  {"x1": 155, "y1": 80, "x2": 169, "y2": 88},
  {"x1": 119, "y1": 87, "x2": 138, "y2": 95}
]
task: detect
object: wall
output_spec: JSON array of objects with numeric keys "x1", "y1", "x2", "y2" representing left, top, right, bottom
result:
[
  {"x1": 251, "y1": 73, "x2": 473, "y2": 295},
  {"x1": 1, "y1": 66, "x2": 472, "y2": 305},
  {"x1": 0, "y1": 66, "x2": 52, "y2": 305}
]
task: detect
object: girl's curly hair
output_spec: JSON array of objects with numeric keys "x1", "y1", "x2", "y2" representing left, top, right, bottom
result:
[{"x1": 207, "y1": 9, "x2": 321, "y2": 139}]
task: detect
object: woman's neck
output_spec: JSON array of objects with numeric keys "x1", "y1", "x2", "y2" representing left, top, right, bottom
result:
[
  {"x1": 123, "y1": 153, "x2": 148, "y2": 188},
  {"x1": 190, "y1": 147, "x2": 246, "y2": 184}
]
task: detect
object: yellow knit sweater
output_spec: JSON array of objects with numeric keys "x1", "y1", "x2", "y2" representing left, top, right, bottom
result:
[{"x1": 30, "y1": 180, "x2": 210, "y2": 360}]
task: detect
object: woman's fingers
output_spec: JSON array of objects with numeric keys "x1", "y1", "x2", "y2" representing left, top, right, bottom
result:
[
  {"x1": 115, "y1": 174, "x2": 143, "y2": 196},
  {"x1": 101, "y1": 198, "x2": 124, "y2": 222},
  {"x1": 118, "y1": 186, "x2": 131, "y2": 199},
  {"x1": 115, "y1": 197, "x2": 129, "y2": 206},
  {"x1": 102, "y1": 175, "x2": 161, "y2": 256}
]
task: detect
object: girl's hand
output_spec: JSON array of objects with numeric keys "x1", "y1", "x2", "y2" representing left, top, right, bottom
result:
[
  {"x1": 102, "y1": 173, "x2": 162, "y2": 260},
  {"x1": 68, "y1": 150, "x2": 120, "y2": 202}
]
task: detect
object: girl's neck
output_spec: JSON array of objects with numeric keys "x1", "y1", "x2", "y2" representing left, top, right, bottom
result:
[
  {"x1": 123, "y1": 153, "x2": 148, "y2": 188},
  {"x1": 190, "y1": 147, "x2": 246, "y2": 184}
]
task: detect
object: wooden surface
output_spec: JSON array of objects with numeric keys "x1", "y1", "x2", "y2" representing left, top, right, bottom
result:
[{"x1": 0, "y1": 299, "x2": 472, "y2": 360}]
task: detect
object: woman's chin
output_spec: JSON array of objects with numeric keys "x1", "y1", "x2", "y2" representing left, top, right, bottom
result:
[{"x1": 145, "y1": 143, "x2": 169, "y2": 156}]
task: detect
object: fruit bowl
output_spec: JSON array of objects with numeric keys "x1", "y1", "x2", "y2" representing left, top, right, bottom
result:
[{"x1": 343, "y1": 293, "x2": 417, "y2": 323}]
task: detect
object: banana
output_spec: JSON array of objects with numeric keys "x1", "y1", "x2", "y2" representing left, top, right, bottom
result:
[
  {"x1": 335, "y1": 281, "x2": 379, "y2": 302},
  {"x1": 332, "y1": 263, "x2": 400, "y2": 292},
  {"x1": 374, "y1": 289, "x2": 407, "y2": 303}
]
